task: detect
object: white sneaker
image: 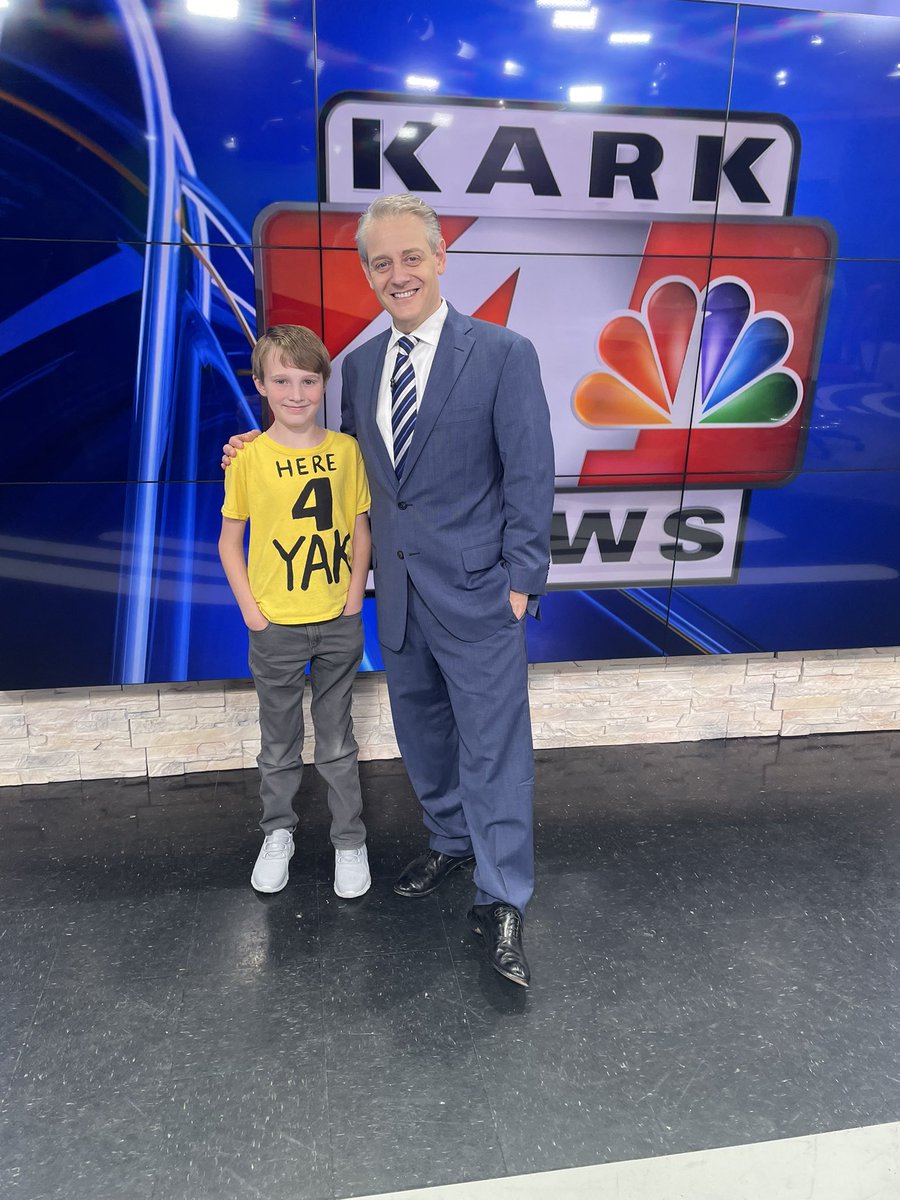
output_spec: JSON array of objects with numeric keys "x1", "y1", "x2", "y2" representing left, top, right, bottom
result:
[
  {"x1": 251, "y1": 828, "x2": 294, "y2": 893},
  {"x1": 334, "y1": 845, "x2": 371, "y2": 898}
]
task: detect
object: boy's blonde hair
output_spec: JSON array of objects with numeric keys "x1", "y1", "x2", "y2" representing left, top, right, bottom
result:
[{"x1": 251, "y1": 325, "x2": 332, "y2": 384}]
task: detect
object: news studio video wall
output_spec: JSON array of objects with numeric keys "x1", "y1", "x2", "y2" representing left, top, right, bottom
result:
[{"x1": 1, "y1": 0, "x2": 899, "y2": 689}]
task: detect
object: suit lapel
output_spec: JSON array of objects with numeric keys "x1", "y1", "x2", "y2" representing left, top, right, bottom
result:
[
  {"x1": 401, "y1": 305, "x2": 474, "y2": 484},
  {"x1": 359, "y1": 331, "x2": 396, "y2": 490}
]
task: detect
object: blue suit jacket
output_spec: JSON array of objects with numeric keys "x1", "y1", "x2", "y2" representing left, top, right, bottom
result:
[{"x1": 341, "y1": 303, "x2": 555, "y2": 652}]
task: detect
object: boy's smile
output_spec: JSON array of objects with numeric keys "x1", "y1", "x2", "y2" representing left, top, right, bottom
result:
[{"x1": 254, "y1": 355, "x2": 326, "y2": 446}]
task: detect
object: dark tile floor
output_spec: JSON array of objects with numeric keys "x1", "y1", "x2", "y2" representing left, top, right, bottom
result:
[{"x1": 1, "y1": 731, "x2": 898, "y2": 1200}]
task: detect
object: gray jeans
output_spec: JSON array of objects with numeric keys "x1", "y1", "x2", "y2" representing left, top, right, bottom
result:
[{"x1": 248, "y1": 613, "x2": 366, "y2": 847}]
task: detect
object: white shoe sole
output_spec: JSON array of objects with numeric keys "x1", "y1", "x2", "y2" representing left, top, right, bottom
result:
[
  {"x1": 334, "y1": 875, "x2": 371, "y2": 899},
  {"x1": 251, "y1": 872, "x2": 289, "y2": 894}
]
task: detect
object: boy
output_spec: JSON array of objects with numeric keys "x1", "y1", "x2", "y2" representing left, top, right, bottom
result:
[{"x1": 219, "y1": 325, "x2": 372, "y2": 898}]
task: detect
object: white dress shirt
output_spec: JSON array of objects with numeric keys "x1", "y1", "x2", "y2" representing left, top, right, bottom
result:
[{"x1": 376, "y1": 299, "x2": 449, "y2": 465}]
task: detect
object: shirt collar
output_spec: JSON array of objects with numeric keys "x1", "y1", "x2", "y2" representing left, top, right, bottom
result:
[{"x1": 389, "y1": 298, "x2": 448, "y2": 351}]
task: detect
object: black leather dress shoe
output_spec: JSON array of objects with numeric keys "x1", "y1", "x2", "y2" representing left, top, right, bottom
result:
[
  {"x1": 393, "y1": 850, "x2": 476, "y2": 898},
  {"x1": 467, "y1": 902, "x2": 530, "y2": 987}
]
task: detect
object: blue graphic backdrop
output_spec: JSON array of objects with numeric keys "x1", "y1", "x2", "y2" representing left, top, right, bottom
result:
[{"x1": 0, "y1": 0, "x2": 898, "y2": 689}]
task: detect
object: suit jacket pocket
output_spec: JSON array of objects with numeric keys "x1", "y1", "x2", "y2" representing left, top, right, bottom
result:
[
  {"x1": 438, "y1": 404, "x2": 484, "y2": 424},
  {"x1": 461, "y1": 542, "x2": 503, "y2": 573}
]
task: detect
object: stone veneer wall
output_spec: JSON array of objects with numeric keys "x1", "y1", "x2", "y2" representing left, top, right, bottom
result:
[{"x1": 1, "y1": 647, "x2": 899, "y2": 786}]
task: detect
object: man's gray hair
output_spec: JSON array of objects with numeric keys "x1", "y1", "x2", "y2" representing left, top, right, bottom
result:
[{"x1": 355, "y1": 194, "x2": 443, "y2": 262}]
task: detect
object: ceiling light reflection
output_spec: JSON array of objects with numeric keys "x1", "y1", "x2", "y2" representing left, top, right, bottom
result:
[
  {"x1": 553, "y1": 7, "x2": 598, "y2": 30},
  {"x1": 536, "y1": 0, "x2": 591, "y2": 8},
  {"x1": 609, "y1": 31, "x2": 651, "y2": 45},
  {"x1": 568, "y1": 84, "x2": 604, "y2": 103},
  {"x1": 504, "y1": 60, "x2": 524, "y2": 76},
  {"x1": 405, "y1": 74, "x2": 440, "y2": 92},
  {"x1": 186, "y1": 0, "x2": 239, "y2": 18}
]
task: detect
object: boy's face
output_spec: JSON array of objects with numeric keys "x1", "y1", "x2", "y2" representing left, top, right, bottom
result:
[{"x1": 253, "y1": 353, "x2": 325, "y2": 433}]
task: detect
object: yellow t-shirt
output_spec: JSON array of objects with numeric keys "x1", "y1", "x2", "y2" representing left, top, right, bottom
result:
[{"x1": 222, "y1": 430, "x2": 370, "y2": 624}]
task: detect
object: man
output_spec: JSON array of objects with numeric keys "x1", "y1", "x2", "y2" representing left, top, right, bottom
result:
[{"x1": 228, "y1": 194, "x2": 554, "y2": 986}]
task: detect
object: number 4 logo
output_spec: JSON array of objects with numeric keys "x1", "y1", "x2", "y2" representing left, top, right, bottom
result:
[{"x1": 292, "y1": 478, "x2": 333, "y2": 530}]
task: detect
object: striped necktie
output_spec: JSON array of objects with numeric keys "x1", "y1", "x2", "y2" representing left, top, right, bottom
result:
[{"x1": 390, "y1": 335, "x2": 418, "y2": 480}]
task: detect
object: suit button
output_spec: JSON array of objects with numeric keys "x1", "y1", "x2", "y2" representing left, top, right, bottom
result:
[
  {"x1": 397, "y1": 550, "x2": 405, "y2": 559},
  {"x1": 398, "y1": 501, "x2": 408, "y2": 510}
]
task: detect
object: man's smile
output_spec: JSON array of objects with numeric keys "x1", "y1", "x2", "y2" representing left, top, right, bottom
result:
[{"x1": 362, "y1": 214, "x2": 447, "y2": 332}]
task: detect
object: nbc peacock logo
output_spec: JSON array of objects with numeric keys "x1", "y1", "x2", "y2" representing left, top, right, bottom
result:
[
  {"x1": 574, "y1": 277, "x2": 802, "y2": 433},
  {"x1": 569, "y1": 238, "x2": 833, "y2": 491}
]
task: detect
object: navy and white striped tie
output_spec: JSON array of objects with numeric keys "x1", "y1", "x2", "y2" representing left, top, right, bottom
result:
[{"x1": 390, "y1": 335, "x2": 418, "y2": 480}]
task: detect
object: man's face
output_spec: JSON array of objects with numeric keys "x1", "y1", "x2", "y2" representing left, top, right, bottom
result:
[{"x1": 362, "y1": 214, "x2": 446, "y2": 333}]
